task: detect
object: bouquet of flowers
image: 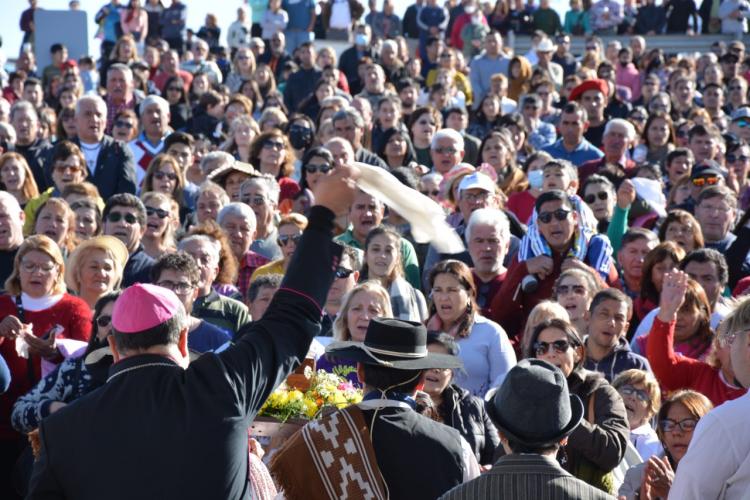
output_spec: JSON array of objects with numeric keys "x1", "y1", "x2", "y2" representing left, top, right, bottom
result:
[{"x1": 258, "y1": 367, "x2": 363, "y2": 422}]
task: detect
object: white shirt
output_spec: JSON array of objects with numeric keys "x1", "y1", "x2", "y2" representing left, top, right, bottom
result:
[
  {"x1": 630, "y1": 423, "x2": 663, "y2": 462},
  {"x1": 669, "y1": 391, "x2": 750, "y2": 499},
  {"x1": 329, "y1": 0, "x2": 352, "y2": 30}
]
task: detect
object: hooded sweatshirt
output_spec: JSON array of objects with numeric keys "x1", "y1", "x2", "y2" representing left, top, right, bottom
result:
[{"x1": 584, "y1": 336, "x2": 652, "y2": 382}]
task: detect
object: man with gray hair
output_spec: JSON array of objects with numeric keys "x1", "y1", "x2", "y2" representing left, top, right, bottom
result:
[
  {"x1": 324, "y1": 136, "x2": 355, "y2": 168},
  {"x1": 182, "y1": 38, "x2": 223, "y2": 85},
  {"x1": 130, "y1": 95, "x2": 172, "y2": 186},
  {"x1": 73, "y1": 94, "x2": 137, "y2": 198},
  {"x1": 332, "y1": 107, "x2": 389, "y2": 169},
  {"x1": 105, "y1": 63, "x2": 142, "y2": 134},
  {"x1": 9, "y1": 100, "x2": 52, "y2": 190},
  {"x1": 578, "y1": 118, "x2": 637, "y2": 187},
  {"x1": 238, "y1": 177, "x2": 283, "y2": 261},
  {"x1": 430, "y1": 128, "x2": 465, "y2": 175},
  {"x1": 0, "y1": 192, "x2": 26, "y2": 288},
  {"x1": 179, "y1": 232, "x2": 251, "y2": 337},
  {"x1": 466, "y1": 208, "x2": 511, "y2": 317}
]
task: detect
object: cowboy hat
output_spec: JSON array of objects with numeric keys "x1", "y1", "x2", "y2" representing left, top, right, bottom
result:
[
  {"x1": 486, "y1": 359, "x2": 583, "y2": 447},
  {"x1": 325, "y1": 318, "x2": 464, "y2": 370},
  {"x1": 207, "y1": 161, "x2": 259, "y2": 185}
]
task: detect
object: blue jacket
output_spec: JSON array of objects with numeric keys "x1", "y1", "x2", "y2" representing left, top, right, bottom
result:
[{"x1": 584, "y1": 336, "x2": 652, "y2": 382}]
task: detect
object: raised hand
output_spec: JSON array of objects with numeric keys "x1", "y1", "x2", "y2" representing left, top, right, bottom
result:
[
  {"x1": 311, "y1": 163, "x2": 360, "y2": 217},
  {"x1": 658, "y1": 271, "x2": 689, "y2": 322},
  {"x1": 617, "y1": 179, "x2": 636, "y2": 210}
]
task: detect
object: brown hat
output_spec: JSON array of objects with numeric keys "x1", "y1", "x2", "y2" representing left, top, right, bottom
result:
[{"x1": 207, "y1": 161, "x2": 259, "y2": 186}]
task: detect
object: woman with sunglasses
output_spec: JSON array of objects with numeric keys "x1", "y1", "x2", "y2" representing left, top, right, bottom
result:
[
  {"x1": 618, "y1": 390, "x2": 713, "y2": 500},
  {"x1": 249, "y1": 130, "x2": 300, "y2": 203},
  {"x1": 139, "y1": 191, "x2": 177, "y2": 259},
  {"x1": 250, "y1": 213, "x2": 307, "y2": 282},
  {"x1": 10, "y1": 291, "x2": 121, "y2": 434},
  {"x1": 725, "y1": 142, "x2": 750, "y2": 209},
  {"x1": 299, "y1": 146, "x2": 335, "y2": 192},
  {"x1": 612, "y1": 369, "x2": 663, "y2": 462},
  {"x1": 645, "y1": 271, "x2": 746, "y2": 407},
  {"x1": 525, "y1": 318, "x2": 629, "y2": 495},
  {"x1": 163, "y1": 76, "x2": 191, "y2": 132},
  {"x1": 141, "y1": 153, "x2": 188, "y2": 221}
]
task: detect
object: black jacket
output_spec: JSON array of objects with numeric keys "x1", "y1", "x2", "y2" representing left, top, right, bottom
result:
[
  {"x1": 27, "y1": 206, "x2": 342, "y2": 500},
  {"x1": 439, "y1": 384, "x2": 499, "y2": 466},
  {"x1": 14, "y1": 139, "x2": 53, "y2": 191},
  {"x1": 122, "y1": 245, "x2": 156, "y2": 288},
  {"x1": 73, "y1": 135, "x2": 137, "y2": 199},
  {"x1": 283, "y1": 66, "x2": 323, "y2": 113},
  {"x1": 339, "y1": 46, "x2": 372, "y2": 95},
  {"x1": 355, "y1": 146, "x2": 389, "y2": 170}
]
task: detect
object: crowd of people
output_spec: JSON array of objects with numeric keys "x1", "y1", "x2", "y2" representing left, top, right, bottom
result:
[{"x1": 1, "y1": 0, "x2": 750, "y2": 498}]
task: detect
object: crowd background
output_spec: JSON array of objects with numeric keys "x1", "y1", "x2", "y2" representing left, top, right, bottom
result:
[{"x1": 1, "y1": 0, "x2": 750, "y2": 499}]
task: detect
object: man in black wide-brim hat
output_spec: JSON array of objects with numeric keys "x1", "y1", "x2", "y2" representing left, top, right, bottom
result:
[
  {"x1": 439, "y1": 359, "x2": 613, "y2": 500},
  {"x1": 271, "y1": 317, "x2": 476, "y2": 500}
]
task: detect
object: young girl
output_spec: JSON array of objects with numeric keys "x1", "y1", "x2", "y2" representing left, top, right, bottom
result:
[
  {"x1": 139, "y1": 191, "x2": 177, "y2": 259},
  {"x1": 553, "y1": 268, "x2": 601, "y2": 336},
  {"x1": 362, "y1": 226, "x2": 427, "y2": 322}
]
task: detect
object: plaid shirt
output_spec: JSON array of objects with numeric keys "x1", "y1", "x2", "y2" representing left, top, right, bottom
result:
[{"x1": 237, "y1": 250, "x2": 271, "y2": 300}]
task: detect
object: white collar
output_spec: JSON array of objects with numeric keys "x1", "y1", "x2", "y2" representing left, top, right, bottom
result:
[{"x1": 20, "y1": 292, "x2": 64, "y2": 311}]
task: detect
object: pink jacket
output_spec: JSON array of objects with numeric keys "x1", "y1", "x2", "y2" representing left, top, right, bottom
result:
[{"x1": 616, "y1": 63, "x2": 641, "y2": 102}]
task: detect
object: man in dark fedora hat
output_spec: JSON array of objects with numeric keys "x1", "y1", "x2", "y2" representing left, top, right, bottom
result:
[
  {"x1": 440, "y1": 359, "x2": 613, "y2": 500},
  {"x1": 271, "y1": 317, "x2": 477, "y2": 500}
]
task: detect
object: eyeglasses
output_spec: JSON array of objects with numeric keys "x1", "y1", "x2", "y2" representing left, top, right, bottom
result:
[
  {"x1": 630, "y1": 114, "x2": 648, "y2": 123},
  {"x1": 153, "y1": 171, "x2": 178, "y2": 181},
  {"x1": 20, "y1": 261, "x2": 57, "y2": 273},
  {"x1": 277, "y1": 234, "x2": 302, "y2": 246},
  {"x1": 167, "y1": 87, "x2": 182, "y2": 92},
  {"x1": 335, "y1": 267, "x2": 354, "y2": 279},
  {"x1": 618, "y1": 384, "x2": 650, "y2": 403},
  {"x1": 433, "y1": 146, "x2": 458, "y2": 155},
  {"x1": 719, "y1": 328, "x2": 748, "y2": 347},
  {"x1": 146, "y1": 206, "x2": 170, "y2": 219},
  {"x1": 96, "y1": 315, "x2": 111, "y2": 328},
  {"x1": 537, "y1": 208, "x2": 571, "y2": 224},
  {"x1": 533, "y1": 339, "x2": 574, "y2": 356},
  {"x1": 691, "y1": 176, "x2": 720, "y2": 187},
  {"x1": 114, "y1": 120, "x2": 134, "y2": 129},
  {"x1": 421, "y1": 189, "x2": 440, "y2": 197},
  {"x1": 157, "y1": 280, "x2": 194, "y2": 295},
  {"x1": 262, "y1": 140, "x2": 285, "y2": 150},
  {"x1": 585, "y1": 45, "x2": 597, "y2": 51},
  {"x1": 729, "y1": 86, "x2": 743, "y2": 91},
  {"x1": 54, "y1": 164, "x2": 80, "y2": 173},
  {"x1": 660, "y1": 418, "x2": 699, "y2": 433},
  {"x1": 727, "y1": 153, "x2": 750, "y2": 163},
  {"x1": 462, "y1": 191, "x2": 491, "y2": 203},
  {"x1": 304, "y1": 163, "x2": 333, "y2": 174},
  {"x1": 584, "y1": 192, "x2": 609, "y2": 204},
  {"x1": 106, "y1": 212, "x2": 138, "y2": 224}
]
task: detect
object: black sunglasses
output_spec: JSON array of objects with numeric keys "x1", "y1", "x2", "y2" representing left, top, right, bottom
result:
[
  {"x1": 96, "y1": 315, "x2": 111, "y2": 328},
  {"x1": 727, "y1": 153, "x2": 750, "y2": 163},
  {"x1": 533, "y1": 339, "x2": 573, "y2": 356},
  {"x1": 277, "y1": 234, "x2": 302, "y2": 246},
  {"x1": 584, "y1": 192, "x2": 609, "y2": 204},
  {"x1": 304, "y1": 163, "x2": 333, "y2": 174},
  {"x1": 537, "y1": 208, "x2": 571, "y2": 224},
  {"x1": 421, "y1": 189, "x2": 440, "y2": 197},
  {"x1": 114, "y1": 120, "x2": 134, "y2": 129},
  {"x1": 146, "y1": 207, "x2": 170, "y2": 219},
  {"x1": 154, "y1": 171, "x2": 178, "y2": 181},
  {"x1": 106, "y1": 212, "x2": 138, "y2": 224},
  {"x1": 335, "y1": 267, "x2": 354, "y2": 279}
]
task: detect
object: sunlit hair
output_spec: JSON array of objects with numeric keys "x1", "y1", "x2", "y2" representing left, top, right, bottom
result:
[
  {"x1": 0, "y1": 152, "x2": 39, "y2": 201},
  {"x1": 361, "y1": 225, "x2": 403, "y2": 285},
  {"x1": 140, "y1": 191, "x2": 177, "y2": 250},
  {"x1": 184, "y1": 219, "x2": 240, "y2": 286},
  {"x1": 65, "y1": 239, "x2": 126, "y2": 293},
  {"x1": 332, "y1": 280, "x2": 393, "y2": 341},
  {"x1": 34, "y1": 197, "x2": 78, "y2": 254},
  {"x1": 428, "y1": 259, "x2": 479, "y2": 338},
  {"x1": 520, "y1": 300, "x2": 570, "y2": 359},
  {"x1": 249, "y1": 129, "x2": 294, "y2": 178},
  {"x1": 717, "y1": 295, "x2": 750, "y2": 353},
  {"x1": 655, "y1": 390, "x2": 713, "y2": 445},
  {"x1": 5, "y1": 234, "x2": 67, "y2": 295},
  {"x1": 658, "y1": 210, "x2": 704, "y2": 251},
  {"x1": 612, "y1": 369, "x2": 662, "y2": 419},
  {"x1": 141, "y1": 153, "x2": 186, "y2": 207}
]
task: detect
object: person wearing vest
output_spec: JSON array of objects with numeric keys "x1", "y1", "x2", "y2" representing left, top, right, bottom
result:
[
  {"x1": 128, "y1": 95, "x2": 171, "y2": 189},
  {"x1": 271, "y1": 318, "x2": 476, "y2": 500}
]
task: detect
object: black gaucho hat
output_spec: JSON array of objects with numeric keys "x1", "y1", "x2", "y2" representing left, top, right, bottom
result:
[{"x1": 325, "y1": 318, "x2": 463, "y2": 370}]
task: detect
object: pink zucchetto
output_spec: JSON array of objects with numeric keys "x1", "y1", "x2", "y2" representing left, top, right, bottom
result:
[{"x1": 112, "y1": 283, "x2": 185, "y2": 334}]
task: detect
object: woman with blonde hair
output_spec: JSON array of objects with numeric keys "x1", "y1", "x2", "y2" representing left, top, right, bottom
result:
[
  {"x1": 33, "y1": 198, "x2": 78, "y2": 256},
  {"x1": 139, "y1": 191, "x2": 178, "y2": 259},
  {"x1": 0, "y1": 152, "x2": 39, "y2": 208},
  {"x1": 225, "y1": 47, "x2": 257, "y2": 93},
  {"x1": 141, "y1": 153, "x2": 186, "y2": 216},
  {"x1": 612, "y1": 369, "x2": 663, "y2": 461},
  {"x1": 257, "y1": 106, "x2": 288, "y2": 132},
  {"x1": 64, "y1": 236, "x2": 128, "y2": 309},
  {"x1": 221, "y1": 115, "x2": 259, "y2": 163}
]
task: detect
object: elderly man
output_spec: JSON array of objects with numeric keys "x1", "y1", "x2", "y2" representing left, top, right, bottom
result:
[
  {"x1": 25, "y1": 165, "x2": 357, "y2": 499},
  {"x1": 430, "y1": 128, "x2": 465, "y2": 175},
  {"x1": 332, "y1": 108, "x2": 389, "y2": 169},
  {"x1": 0, "y1": 192, "x2": 25, "y2": 288},
  {"x1": 325, "y1": 136, "x2": 356, "y2": 169},
  {"x1": 258, "y1": 32, "x2": 293, "y2": 82},
  {"x1": 103, "y1": 193, "x2": 155, "y2": 287},
  {"x1": 283, "y1": 42, "x2": 321, "y2": 113},
  {"x1": 73, "y1": 95, "x2": 137, "y2": 198},
  {"x1": 335, "y1": 189, "x2": 421, "y2": 288},
  {"x1": 543, "y1": 102, "x2": 603, "y2": 166},
  {"x1": 466, "y1": 208, "x2": 511, "y2": 318},
  {"x1": 9, "y1": 100, "x2": 52, "y2": 190},
  {"x1": 534, "y1": 38, "x2": 563, "y2": 89},
  {"x1": 357, "y1": 64, "x2": 393, "y2": 110},
  {"x1": 152, "y1": 49, "x2": 193, "y2": 93},
  {"x1": 469, "y1": 30, "x2": 511, "y2": 109},
  {"x1": 491, "y1": 190, "x2": 618, "y2": 346},
  {"x1": 129, "y1": 96, "x2": 171, "y2": 187},
  {"x1": 181, "y1": 39, "x2": 223, "y2": 85},
  {"x1": 578, "y1": 118, "x2": 637, "y2": 187},
  {"x1": 379, "y1": 40, "x2": 408, "y2": 85},
  {"x1": 695, "y1": 186, "x2": 738, "y2": 253},
  {"x1": 178, "y1": 233, "x2": 251, "y2": 338},
  {"x1": 238, "y1": 176, "x2": 282, "y2": 261},
  {"x1": 105, "y1": 64, "x2": 142, "y2": 135}
]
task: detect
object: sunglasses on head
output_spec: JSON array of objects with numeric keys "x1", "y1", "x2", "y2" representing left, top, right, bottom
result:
[
  {"x1": 537, "y1": 208, "x2": 571, "y2": 224},
  {"x1": 146, "y1": 207, "x2": 170, "y2": 219},
  {"x1": 154, "y1": 171, "x2": 177, "y2": 181},
  {"x1": 304, "y1": 163, "x2": 333, "y2": 174},
  {"x1": 335, "y1": 267, "x2": 354, "y2": 279},
  {"x1": 96, "y1": 315, "x2": 111, "y2": 329},
  {"x1": 691, "y1": 176, "x2": 720, "y2": 187},
  {"x1": 584, "y1": 192, "x2": 609, "y2": 204},
  {"x1": 106, "y1": 212, "x2": 138, "y2": 224},
  {"x1": 277, "y1": 234, "x2": 302, "y2": 246},
  {"x1": 533, "y1": 339, "x2": 573, "y2": 356}
]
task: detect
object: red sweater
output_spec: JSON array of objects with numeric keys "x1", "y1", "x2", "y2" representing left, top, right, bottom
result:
[
  {"x1": 646, "y1": 317, "x2": 746, "y2": 407},
  {"x1": 0, "y1": 294, "x2": 92, "y2": 439}
]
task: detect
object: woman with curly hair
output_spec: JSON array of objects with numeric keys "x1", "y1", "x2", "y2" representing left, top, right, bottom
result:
[
  {"x1": 185, "y1": 219, "x2": 241, "y2": 300},
  {"x1": 249, "y1": 130, "x2": 300, "y2": 203}
]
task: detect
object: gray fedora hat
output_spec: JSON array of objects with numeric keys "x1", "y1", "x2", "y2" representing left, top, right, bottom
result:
[{"x1": 486, "y1": 359, "x2": 583, "y2": 447}]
